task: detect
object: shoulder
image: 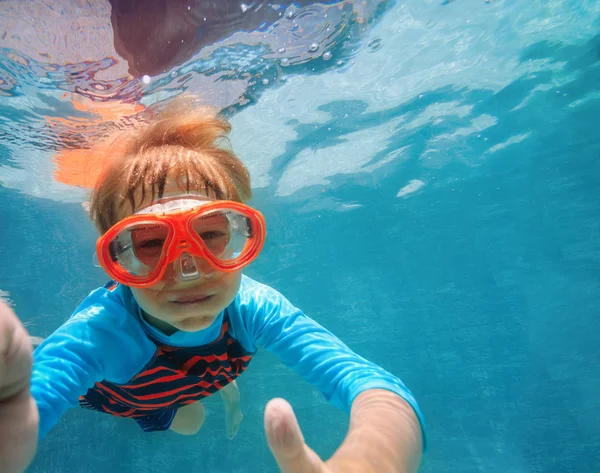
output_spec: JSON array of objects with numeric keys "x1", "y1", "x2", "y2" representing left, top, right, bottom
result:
[
  {"x1": 229, "y1": 275, "x2": 302, "y2": 332},
  {"x1": 67, "y1": 282, "x2": 140, "y2": 328},
  {"x1": 225, "y1": 275, "x2": 292, "y2": 350},
  {"x1": 236, "y1": 275, "x2": 289, "y2": 311},
  {"x1": 231, "y1": 275, "x2": 301, "y2": 325},
  {"x1": 35, "y1": 282, "x2": 153, "y2": 381},
  {"x1": 58, "y1": 282, "x2": 148, "y2": 349}
]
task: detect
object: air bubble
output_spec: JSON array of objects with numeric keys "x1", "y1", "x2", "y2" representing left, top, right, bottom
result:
[
  {"x1": 142, "y1": 75, "x2": 151, "y2": 84},
  {"x1": 240, "y1": 3, "x2": 249, "y2": 13},
  {"x1": 277, "y1": 47, "x2": 286, "y2": 54},
  {"x1": 323, "y1": 51, "x2": 332, "y2": 61},
  {"x1": 308, "y1": 43, "x2": 320, "y2": 53},
  {"x1": 262, "y1": 79, "x2": 269, "y2": 85},
  {"x1": 366, "y1": 38, "x2": 383, "y2": 53},
  {"x1": 170, "y1": 71, "x2": 178, "y2": 78},
  {"x1": 281, "y1": 58, "x2": 289, "y2": 66}
]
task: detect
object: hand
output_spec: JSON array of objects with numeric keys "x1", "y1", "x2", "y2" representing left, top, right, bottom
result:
[
  {"x1": 264, "y1": 393, "x2": 422, "y2": 473},
  {"x1": 264, "y1": 398, "x2": 333, "y2": 473},
  {"x1": 0, "y1": 300, "x2": 39, "y2": 473}
]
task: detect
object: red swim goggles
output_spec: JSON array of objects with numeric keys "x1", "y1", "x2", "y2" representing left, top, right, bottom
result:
[{"x1": 96, "y1": 197, "x2": 266, "y2": 288}]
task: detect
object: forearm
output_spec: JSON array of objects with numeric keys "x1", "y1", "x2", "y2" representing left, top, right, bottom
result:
[
  {"x1": 0, "y1": 390, "x2": 39, "y2": 473},
  {"x1": 327, "y1": 389, "x2": 423, "y2": 473},
  {"x1": 0, "y1": 300, "x2": 39, "y2": 473}
]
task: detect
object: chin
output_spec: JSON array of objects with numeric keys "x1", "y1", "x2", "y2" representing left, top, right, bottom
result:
[{"x1": 175, "y1": 315, "x2": 216, "y2": 332}]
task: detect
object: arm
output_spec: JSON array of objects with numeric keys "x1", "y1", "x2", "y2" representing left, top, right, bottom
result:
[
  {"x1": 239, "y1": 280, "x2": 425, "y2": 471},
  {"x1": 32, "y1": 287, "x2": 153, "y2": 439},
  {"x1": 0, "y1": 300, "x2": 38, "y2": 473},
  {"x1": 264, "y1": 391, "x2": 422, "y2": 473},
  {"x1": 327, "y1": 389, "x2": 422, "y2": 473}
]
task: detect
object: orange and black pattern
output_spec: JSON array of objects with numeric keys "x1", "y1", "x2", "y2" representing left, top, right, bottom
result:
[{"x1": 79, "y1": 313, "x2": 252, "y2": 431}]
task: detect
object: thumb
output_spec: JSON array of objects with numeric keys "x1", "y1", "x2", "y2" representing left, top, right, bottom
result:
[{"x1": 264, "y1": 398, "x2": 324, "y2": 473}]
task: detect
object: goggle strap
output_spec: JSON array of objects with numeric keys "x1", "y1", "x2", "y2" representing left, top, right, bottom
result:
[
  {"x1": 245, "y1": 217, "x2": 253, "y2": 238},
  {"x1": 92, "y1": 251, "x2": 102, "y2": 268}
]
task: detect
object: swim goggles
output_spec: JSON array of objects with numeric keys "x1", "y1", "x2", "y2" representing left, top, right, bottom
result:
[{"x1": 96, "y1": 197, "x2": 266, "y2": 287}]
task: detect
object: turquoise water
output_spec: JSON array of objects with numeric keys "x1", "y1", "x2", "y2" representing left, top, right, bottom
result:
[{"x1": 1, "y1": 1, "x2": 599, "y2": 472}]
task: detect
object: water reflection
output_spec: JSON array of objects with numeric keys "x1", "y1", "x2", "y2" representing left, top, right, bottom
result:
[
  {"x1": 0, "y1": 0, "x2": 388, "y2": 190},
  {"x1": 0, "y1": 0, "x2": 386, "y2": 104}
]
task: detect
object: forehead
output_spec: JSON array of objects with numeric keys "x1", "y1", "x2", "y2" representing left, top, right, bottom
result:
[
  {"x1": 119, "y1": 178, "x2": 220, "y2": 219},
  {"x1": 135, "y1": 195, "x2": 215, "y2": 215}
]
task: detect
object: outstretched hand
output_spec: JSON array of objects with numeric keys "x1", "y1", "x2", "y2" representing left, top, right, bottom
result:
[
  {"x1": 0, "y1": 300, "x2": 39, "y2": 473},
  {"x1": 264, "y1": 398, "x2": 334, "y2": 473},
  {"x1": 264, "y1": 393, "x2": 423, "y2": 473}
]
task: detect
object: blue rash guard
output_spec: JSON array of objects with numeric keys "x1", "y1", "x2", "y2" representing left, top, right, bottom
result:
[{"x1": 31, "y1": 275, "x2": 426, "y2": 441}]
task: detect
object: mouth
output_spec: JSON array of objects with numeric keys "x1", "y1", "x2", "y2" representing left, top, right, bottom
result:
[{"x1": 169, "y1": 294, "x2": 213, "y2": 305}]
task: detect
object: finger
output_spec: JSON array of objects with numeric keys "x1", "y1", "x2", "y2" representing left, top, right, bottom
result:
[{"x1": 264, "y1": 398, "x2": 324, "y2": 473}]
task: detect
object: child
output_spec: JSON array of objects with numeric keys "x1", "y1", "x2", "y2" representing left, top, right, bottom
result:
[{"x1": 31, "y1": 99, "x2": 425, "y2": 471}]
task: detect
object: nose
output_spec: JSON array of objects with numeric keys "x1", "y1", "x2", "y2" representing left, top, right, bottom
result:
[{"x1": 164, "y1": 252, "x2": 216, "y2": 282}]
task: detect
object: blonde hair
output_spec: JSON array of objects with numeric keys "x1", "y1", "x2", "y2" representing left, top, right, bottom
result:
[{"x1": 89, "y1": 99, "x2": 252, "y2": 234}]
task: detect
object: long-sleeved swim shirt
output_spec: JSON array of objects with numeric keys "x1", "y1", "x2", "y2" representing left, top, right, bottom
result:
[{"x1": 31, "y1": 275, "x2": 426, "y2": 441}]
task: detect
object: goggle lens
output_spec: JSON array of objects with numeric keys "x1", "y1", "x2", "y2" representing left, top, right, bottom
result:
[
  {"x1": 109, "y1": 221, "x2": 170, "y2": 278},
  {"x1": 190, "y1": 208, "x2": 252, "y2": 262}
]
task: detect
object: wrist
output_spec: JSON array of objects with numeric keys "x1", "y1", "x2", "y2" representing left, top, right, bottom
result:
[
  {"x1": 328, "y1": 424, "x2": 403, "y2": 473},
  {"x1": 327, "y1": 389, "x2": 422, "y2": 473}
]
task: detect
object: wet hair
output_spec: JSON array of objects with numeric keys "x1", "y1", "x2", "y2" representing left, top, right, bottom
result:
[{"x1": 89, "y1": 98, "x2": 252, "y2": 234}]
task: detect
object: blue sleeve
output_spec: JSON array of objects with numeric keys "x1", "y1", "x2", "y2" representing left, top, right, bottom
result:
[
  {"x1": 31, "y1": 286, "x2": 155, "y2": 440},
  {"x1": 235, "y1": 277, "x2": 426, "y2": 439}
]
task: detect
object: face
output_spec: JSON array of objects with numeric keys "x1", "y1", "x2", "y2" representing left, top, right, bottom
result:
[{"x1": 121, "y1": 181, "x2": 243, "y2": 333}]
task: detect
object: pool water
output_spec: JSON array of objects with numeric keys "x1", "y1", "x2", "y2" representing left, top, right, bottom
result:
[{"x1": 0, "y1": 1, "x2": 599, "y2": 472}]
